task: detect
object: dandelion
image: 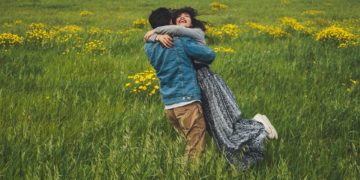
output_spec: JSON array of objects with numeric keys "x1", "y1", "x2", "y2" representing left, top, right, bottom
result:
[
  {"x1": 206, "y1": 24, "x2": 240, "y2": 42},
  {"x1": 80, "y1": 10, "x2": 93, "y2": 17},
  {"x1": 84, "y1": 40, "x2": 106, "y2": 54},
  {"x1": 346, "y1": 79, "x2": 358, "y2": 93},
  {"x1": 206, "y1": 25, "x2": 223, "y2": 40},
  {"x1": 133, "y1": 18, "x2": 148, "y2": 29},
  {"x1": 15, "y1": 20, "x2": 23, "y2": 25},
  {"x1": 126, "y1": 69, "x2": 159, "y2": 95},
  {"x1": 221, "y1": 24, "x2": 240, "y2": 38},
  {"x1": 315, "y1": 25, "x2": 358, "y2": 48},
  {"x1": 350, "y1": 79, "x2": 358, "y2": 85},
  {"x1": 214, "y1": 46, "x2": 235, "y2": 53},
  {"x1": 280, "y1": 17, "x2": 312, "y2": 34},
  {"x1": 209, "y1": 2, "x2": 228, "y2": 11},
  {"x1": 246, "y1": 22, "x2": 288, "y2": 38},
  {"x1": 302, "y1": 10, "x2": 325, "y2": 16},
  {"x1": 338, "y1": 43, "x2": 347, "y2": 48},
  {"x1": 0, "y1": 33, "x2": 23, "y2": 47},
  {"x1": 26, "y1": 23, "x2": 58, "y2": 46},
  {"x1": 29, "y1": 23, "x2": 45, "y2": 30},
  {"x1": 58, "y1": 25, "x2": 82, "y2": 33}
]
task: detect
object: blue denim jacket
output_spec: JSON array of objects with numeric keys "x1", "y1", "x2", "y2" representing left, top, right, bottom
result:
[{"x1": 144, "y1": 37, "x2": 216, "y2": 105}]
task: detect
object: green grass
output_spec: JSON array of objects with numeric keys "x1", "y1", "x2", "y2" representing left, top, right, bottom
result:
[{"x1": 0, "y1": 0, "x2": 359, "y2": 179}]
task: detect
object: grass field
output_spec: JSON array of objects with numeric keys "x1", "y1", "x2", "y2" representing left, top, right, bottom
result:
[{"x1": 0, "y1": 0, "x2": 359, "y2": 179}]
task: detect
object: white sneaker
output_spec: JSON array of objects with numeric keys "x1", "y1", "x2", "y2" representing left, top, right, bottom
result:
[{"x1": 253, "y1": 114, "x2": 278, "y2": 140}]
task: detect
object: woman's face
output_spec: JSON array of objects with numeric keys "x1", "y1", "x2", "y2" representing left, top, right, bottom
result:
[{"x1": 176, "y1": 13, "x2": 192, "y2": 28}]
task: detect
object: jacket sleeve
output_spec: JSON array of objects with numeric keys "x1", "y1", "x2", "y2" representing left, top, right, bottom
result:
[
  {"x1": 146, "y1": 34, "x2": 158, "y2": 43},
  {"x1": 182, "y1": 38, "x2": 216, "y2": 64}
]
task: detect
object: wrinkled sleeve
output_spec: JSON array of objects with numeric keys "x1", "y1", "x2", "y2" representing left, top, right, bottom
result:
[
  {"x1": 146, "y1": 34, "x2": 158, "y2": 43},
  {"x1": 183, "y1": 38, "x2": 215, "y2": 64},
  {"x1": 155, "y1": 25, "x2": 205, "y2": 43}
]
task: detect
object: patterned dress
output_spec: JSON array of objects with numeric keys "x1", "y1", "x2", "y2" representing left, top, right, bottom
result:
[{"x1": 196, "y1": 66, "x2": 267, "y2": 170}]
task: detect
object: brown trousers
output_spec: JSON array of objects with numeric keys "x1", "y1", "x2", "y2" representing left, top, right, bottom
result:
[{"x1": 165, "y1": 102, "x2": 206, "y2": 159}]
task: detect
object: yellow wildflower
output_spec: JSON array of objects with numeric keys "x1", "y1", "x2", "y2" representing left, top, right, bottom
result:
[
  {"x1": 280, "y1": 17, "x2": 312, "y2": 34},
  {"x1": 246, "y1": 22, "x2": 288, "y2": 38},
  {"x1": 209, "y1": 2, "x2": 228, "y2": 11},
  {"x1": 0, "y1": 33, "x2": 23, "y2": 47},
  {"x1": 80, "y1": 10, "x2": 93, "y2": 17},
  {"x1": 58, "y1": 25, "x2": 82, "y2": 33},
  {"x1": 214, "y1": 47, "x2": 235, "y2": 53},
  {"x1": 315, "y1": 25, "x2": 358, "y2": 48},
  {"x1": 301, "y1": 10, "x2": 325, "y2": 16},
  {"x1": 15, "y1": 20, "x2": 23, "y2": 25},
  {"x1": 350, "y1": 79, "x2": 358, "y2": 85},
  {"x1": 133, "y1": 18, "x2": 148, "y2": 29},
  {"x1": 84, "y1": 40, "x2": 106, "y2": 54},
  {"x1": 125, "y1": 69, "x2": 159, "y2": 95}
]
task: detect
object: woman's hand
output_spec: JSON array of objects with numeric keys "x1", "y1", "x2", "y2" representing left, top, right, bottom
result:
[
  {"x1": 156, "y1": 34, "x2": 173, "y2": 48},
  {"x1": 144, "y1": 30, "x2": 156, "y2": 41}
]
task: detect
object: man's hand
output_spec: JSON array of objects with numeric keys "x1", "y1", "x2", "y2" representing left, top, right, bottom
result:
[
  {"x1": 156, "y1": 34, "x2": 173, "y2": 48},
  {"x1": 144, "y1": 30, "x2": 156, "y2": 41}
]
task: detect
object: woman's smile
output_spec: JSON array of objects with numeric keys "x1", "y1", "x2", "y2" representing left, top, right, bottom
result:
[{"x1": 176, "y1": 13, "x2": 192, "y2": 27}]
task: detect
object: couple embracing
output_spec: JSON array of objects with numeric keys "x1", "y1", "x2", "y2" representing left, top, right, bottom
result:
[{"x1": 143, "y1": 7, "x2": 278, "y2": 170}]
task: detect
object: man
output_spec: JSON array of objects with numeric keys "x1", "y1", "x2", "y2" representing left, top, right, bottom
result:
[{"x1": 144, "y1": 8, "x2": 216, "y2": 159}]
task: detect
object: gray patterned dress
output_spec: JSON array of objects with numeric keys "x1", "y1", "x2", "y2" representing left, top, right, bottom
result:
[{"x1": 196, "y1": 66, "x2": 267, "y2": 170}]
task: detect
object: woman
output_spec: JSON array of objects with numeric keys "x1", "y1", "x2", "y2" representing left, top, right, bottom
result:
[{"x1": 145, "y1": 7, "x2": 278, "y2": 170}]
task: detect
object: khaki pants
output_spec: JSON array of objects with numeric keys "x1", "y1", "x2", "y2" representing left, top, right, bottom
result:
[{"x1": 165, "y1": 102, "x2": 206, "y2": 159}]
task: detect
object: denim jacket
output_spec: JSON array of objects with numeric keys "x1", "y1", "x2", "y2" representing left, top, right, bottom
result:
[{"x1": 144, "y1": 37, "x2": 216, "y2": 105}]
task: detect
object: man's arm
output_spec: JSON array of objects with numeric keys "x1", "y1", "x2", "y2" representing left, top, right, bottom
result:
[{"x1": 182, "y1": 38, "x2": 215, "y2": 64}]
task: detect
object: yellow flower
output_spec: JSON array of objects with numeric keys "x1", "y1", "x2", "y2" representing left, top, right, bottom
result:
[
  {"x1": 338, "y1": 43, "x2": 347, "y2": 48},
  {"x1": 80, "y1": 10, "x2": 93, "y2": 17},
  {"x1": 125, "y1": 69, "x2": 160, "y2": 95},
  {"x1": 58, "y1": 25, "x2": 82, "y2": 33},
  {"x1": 315, "y1": 26, "x2": 357, "y2": 42},
  {"x1": 0, "y1": 33, "x2": 23, "y2": 47},
  {"x1": 84, "y1": 40, "x2": 106, "y2": 54},
  {"x1": 209, "y1": 2, "x2": 228, "y2": 11},
  {"x1": 206, "y1": 24, "x2": 240, "y2": 41},
  {"x1": 246, "y1": 22, "x2": 287, "y2": 38},
  {"x1": 280, "y1": 17, "x2": 312, "y2": 34},
  {"x1": 133, "y1": 18, "x2": 148, "y2": 29},
  {"x1": 350, "y1": 79, "x2": 358, "y2": 85},
  {"x1": 214, "y1": 47, "x2": 235, "y2": 53},
  {"x1": 125, "y1": 83, "x2": 131, "y2": 87},
  {"x1": 15, "y1": 20, "x2": 23, "y2": 25},
  {"x1": 301, "y1": 10, "x2": 325, "y2": 16},
  {"x1": 26, "y1": 23, "x2": 58, "y2": 46}
]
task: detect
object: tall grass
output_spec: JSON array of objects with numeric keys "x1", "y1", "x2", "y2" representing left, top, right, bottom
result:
[{"x1": 0, "y1": 0, "x2": 359, "y2": 179}]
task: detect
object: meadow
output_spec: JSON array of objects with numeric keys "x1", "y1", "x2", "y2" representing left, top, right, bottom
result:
[{"x1": 0, "y1": 0, "x2": 359, "y2": 179}]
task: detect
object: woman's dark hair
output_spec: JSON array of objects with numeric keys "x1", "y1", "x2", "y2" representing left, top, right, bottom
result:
[{"x1": 172, "y1": 7, "x2": 206, "y2": 31}]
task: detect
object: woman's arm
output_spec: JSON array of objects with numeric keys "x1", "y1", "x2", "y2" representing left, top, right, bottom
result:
[
  {"x1": 144, "y1": 33, "x2": 174, "y2": 48},
  {"x1": 155, "y1": 25, "x2": 205, "y2": 43}
]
